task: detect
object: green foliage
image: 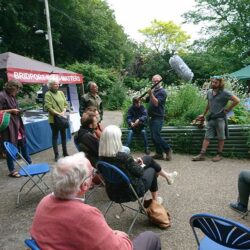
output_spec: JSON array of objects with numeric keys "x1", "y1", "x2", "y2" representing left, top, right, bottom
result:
[
  {"x1": 228, "y1": 104, "x2": 250, "y2": 125},
  {"x1": 183, "y1": 0, "x2": 250, "y2": 77},
  {"x1": 166, "y1": 83, "x2": 206, "y2": 126},
  {"x1": 123, "y1": 77, "x2": 149, "y2": 91},
  {"x1": 0, "y1": 0, "x2": 134, "y2": 69},
  {"x1": 67, "y1": 62, "x2": 118, "y2": 91},
  {"x1": 68, "y1": 62, "x2": 129, "y2": 110},
  {"x1": 139, "y1": 19, "x2": 191, "y2": 53},
  {"x1": 121, "y1": 98, "x2": 132, "y2": 128},
  {"x1": 105, "y1": 82, "x2": 127, "y2": 110}
]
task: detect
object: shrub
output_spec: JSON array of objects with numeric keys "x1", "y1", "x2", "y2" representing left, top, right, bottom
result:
[
  {"x1": 166, "y1": 83, "x2": 206, "y2": 126},
  {"x1": 105, "y1": 82, "x2": 128, "y2": 110}
]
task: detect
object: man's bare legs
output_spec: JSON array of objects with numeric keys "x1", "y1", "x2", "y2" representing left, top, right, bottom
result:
[{"x1": 192, "y1": 138, "x2": 210, "y2": 161}]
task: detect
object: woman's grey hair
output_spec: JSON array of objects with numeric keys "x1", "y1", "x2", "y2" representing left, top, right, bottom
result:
[
  {"x1": 4, "y1": 79, "x2": 22, "y2": 93},
  {"x1": 52, "y1": 152, "x2": 88, "y2": 199},
  {"x1": 47, "y1": 77, "x2": 60, "y2": 89},
  {"x1": 99, "y1": 125, "x2": 123, "y2": 157}
]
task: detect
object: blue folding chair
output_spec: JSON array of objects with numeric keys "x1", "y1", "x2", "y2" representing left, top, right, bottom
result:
[
  {"x1": 190, "y1": 213, "x2": 250, "y2": 249},
  {"x1": 24, "y1": 238, "x2": 40, "y2": 250},
  {"x1": 4, "y1": 141, "x2": 50, "y2": 205},
  {"x1": 96, "y1": 160, "x2": 147, "y2": 234}
]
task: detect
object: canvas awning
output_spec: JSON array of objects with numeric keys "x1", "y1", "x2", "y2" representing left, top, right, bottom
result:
[
  {"x1": 228, "y1": 65, "x2": 250, "y2": 80},
  {"x1": 0, "y1": 52, "x2": 83, "y2": 84}
]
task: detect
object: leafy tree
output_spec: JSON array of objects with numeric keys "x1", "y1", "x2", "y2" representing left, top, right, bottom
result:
[
  {"x1": 0, "y1": 0, "x2": 135, "y2": 69},
  {"x1": 139, "y1": 20, "x2": 191, "y2": 54},
  {"x1": 183, "y1": 0, "x2": 250, "y2": 73}
]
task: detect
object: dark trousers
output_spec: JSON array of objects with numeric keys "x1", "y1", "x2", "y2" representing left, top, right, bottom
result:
[
  {"x1": 6, "y1": 139, "x2": 32, "y2": 173},
  {"x1": 141, "y1": 155, "x2": 161, "y2": 193},
  {"x1": 126, "y1": 128, "x2": 149, "y2": 151},
  {"x1": 50, "y1": 123, "x2": 68, "y2": 157},
  {"x1": 149, "y1": 117, "x2": 171, "y2": 155},
  {"x1": 133, "y1": 231, "x2": 161, "y2": 250},
  {"x1": 238, "y1": 170, "x2": 250, "y2": 207}
]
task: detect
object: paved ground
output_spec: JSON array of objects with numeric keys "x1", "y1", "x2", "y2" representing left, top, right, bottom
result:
[{"x1": 0, "y1": 111, "x2": 249, "y2": 250}]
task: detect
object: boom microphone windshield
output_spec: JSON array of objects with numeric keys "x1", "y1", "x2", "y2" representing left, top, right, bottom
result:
[{"x1": 169, "y1": 55, "x2": 194, "y2": 81}]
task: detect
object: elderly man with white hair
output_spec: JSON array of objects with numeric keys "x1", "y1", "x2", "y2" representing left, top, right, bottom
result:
[
  {"x1": 30, "y1": 153, "x2": 161, "y2": 250},
  {"x1": 44, "y1": 79, "x2": 69, "y2": 161}
]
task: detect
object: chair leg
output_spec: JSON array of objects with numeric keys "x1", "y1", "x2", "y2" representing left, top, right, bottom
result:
[
  {"x1": 17, "y1": 175, "x2": 50, "y2": 205},
  {"x1": 242, "y1": 210, "x2": 249, "y2": 219},
  {"x1": 104, "y1": 201, "x2": 114, "y2": 218},
  {"x1": 127, "y1": 208, "x2": 141, "y2": 235}
]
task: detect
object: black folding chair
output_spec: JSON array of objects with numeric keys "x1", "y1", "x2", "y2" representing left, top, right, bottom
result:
[
  {"x1": 97, "y1": 160, "x2": 147, "y2": 234},
  {"x1": 4, "y1": 141, "x2": 50, "y2": 205}
]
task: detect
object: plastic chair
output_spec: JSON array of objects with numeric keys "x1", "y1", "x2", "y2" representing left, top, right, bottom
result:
[
  {"x1": 96, "y1": 160, "x2": 147, "y2": 234},
  {"x1": 4, "y1": 141, "x2": 50, "y2": 205},
  {"x1": 190, "y1": 213, "x2": 250, "y2": 249},
  {"x1": 24, "y1": 238, "x2": 40, "y2": 250}
]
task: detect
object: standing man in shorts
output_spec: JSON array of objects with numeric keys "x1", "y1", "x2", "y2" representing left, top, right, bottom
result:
[{"x1": 192, "y1": 77, "x2": 240, "y2": 162}]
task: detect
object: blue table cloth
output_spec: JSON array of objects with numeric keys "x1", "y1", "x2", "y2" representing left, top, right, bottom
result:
[{"x1": 24, "y1": 118, "x2": 71, "y2": 155}]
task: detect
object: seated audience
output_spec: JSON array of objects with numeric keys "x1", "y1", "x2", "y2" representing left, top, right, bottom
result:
[
  {"x1": 84, "y1": 106, "x2": 103, "y2": 139},
  {"x1": 126, "y1": 97, "x2": 150, "y2": 155},
  {"x1": 74, "y1": 113, "x2": 99, "y2": 166},
  {"x1": 30, "y1": 152, "x2": 161, "y2": 250},
  {"x1": 99, "y1": 125, "x2": 178, "y2": 203},
  {"x1": 230, "y1": 170, "x2": 250, "y2": 214}
]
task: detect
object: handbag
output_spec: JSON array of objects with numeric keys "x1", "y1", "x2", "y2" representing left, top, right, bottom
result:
[
  {"x1": 0, "y1": 111, "x2": 11, "y2": 132},
  {"x1": 54, "y1": 114, "x2": 69, "y2": 130},
  {"x1": 49, "y1": 92, "x2": 69, "y2": 130},
  {"x1": 144, "y1": 199, "x2": 171, "y2": 229}
]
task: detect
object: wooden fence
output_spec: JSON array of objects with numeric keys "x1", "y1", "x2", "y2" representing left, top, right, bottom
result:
[{"x1": 121, "y1": 125, "x2": 250, "y2": 158}]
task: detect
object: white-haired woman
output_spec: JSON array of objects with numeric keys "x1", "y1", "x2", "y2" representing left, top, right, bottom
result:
[
  {"x1": 99, "y1": 125, "x2": 177, "y2": 203},
  {"x1": 44, "y1": 79, "x2": 68, "y2": 161},
  {"x1": 30, "y1": 152, "x2": 161, "y2": 250}
]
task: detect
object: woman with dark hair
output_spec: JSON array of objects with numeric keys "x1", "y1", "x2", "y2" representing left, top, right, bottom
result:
[
  {"x1": 0, "y1": 79, "x2": 32, "y2": 177},
  {"x1": 44, "y1": 79, "x2": 68, "y2": 161},
  {"x1": 99, "y1": 125, "x2": 178, "y2": 203}
]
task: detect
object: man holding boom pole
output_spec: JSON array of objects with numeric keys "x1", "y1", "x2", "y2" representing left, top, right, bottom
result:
[{"x1": 146, "y1": 74, "x2": 172, "y2": 161}]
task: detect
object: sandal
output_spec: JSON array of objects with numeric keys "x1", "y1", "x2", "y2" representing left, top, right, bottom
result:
[{"x1": 8, "y1": 171, "x2": 21, "y2": 178}]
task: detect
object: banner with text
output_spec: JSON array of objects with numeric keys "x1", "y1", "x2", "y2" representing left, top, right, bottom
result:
[{"x1": 7, "y1": 67, "x2": 83, "y2": 84}]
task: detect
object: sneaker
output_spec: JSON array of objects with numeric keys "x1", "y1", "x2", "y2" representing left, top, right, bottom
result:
[
  {"x1": 54, "y1": 154, "x2": 59, "y2": 162},
  {"x1": 145, "y1": 149, "x2": 150, "y2": 155},
  {"x1": 212, "y1": 154, "x2": 222, "y2": 162},
  {"x1": 192, "y1": 153, "x2": 205, "y2": 161},
  {"x1": 152, "y1": 154, "x2": 164, "y2": 160},
  {"x1": 166, "y1": 171, "x2": 178, "y2": 185},
  {"x1": 230, "y1": 202, "x2": 247, "y2": 214},
  {"x1": 165, "y1": 149, "x2": 173, "y2": 161},
  {"x1": 156, "y1": 196, "x2": 163, "y2": 205}
]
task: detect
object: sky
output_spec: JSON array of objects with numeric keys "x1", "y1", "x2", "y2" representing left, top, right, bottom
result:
[{"x1": 106, "y1": 0, "x2": 200, "y2": 42}]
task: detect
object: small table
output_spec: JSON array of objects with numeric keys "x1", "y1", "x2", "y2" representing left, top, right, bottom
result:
[{"x1": 23, "y1": 117, "x2": 71, "y2": 154}]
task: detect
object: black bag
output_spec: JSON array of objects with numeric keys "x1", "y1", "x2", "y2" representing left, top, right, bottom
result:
[
  {"x1": 49, "y1": 91, "x2": 69, "y2": 130},
  {"x1": 54, "y1": 114, "x2": 69, "y2": 130}
]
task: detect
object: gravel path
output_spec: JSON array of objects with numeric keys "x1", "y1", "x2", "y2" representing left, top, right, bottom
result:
[{"x1": 0, "y1": 111, "x2": 249, "y2": 250}]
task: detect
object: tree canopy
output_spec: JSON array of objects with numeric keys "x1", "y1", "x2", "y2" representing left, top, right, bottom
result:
[
  {"x1": 139, "y1": 20, "x2": 191, "y2": 54},
  {"x1": 0, "y1": 0, "x2": 135, "y2": 69},
  {"x1": 183, "y1": 0, "x2": 250, "y2": 75}
]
